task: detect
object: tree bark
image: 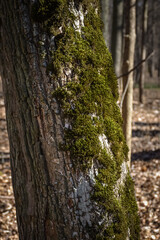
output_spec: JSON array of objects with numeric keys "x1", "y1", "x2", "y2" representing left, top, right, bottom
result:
[
  {"x1": 146, "y1": 0, "x2": 154, "y2": 78},
  {"x1": 122, "y1": 0, "x2": 136, "y2": 166},
  {"x1": 111, "y1": 0, "x2": 124, "y2": 77},
  {"x1": 139, "y1": 0, "x2": 148, "y2": 103},
  {"x1": 101, "y1": 0, "x2": 114, "y2": 51},
  {"x1": 0, "y1": 0, "x2": 139, "y2": 239}
]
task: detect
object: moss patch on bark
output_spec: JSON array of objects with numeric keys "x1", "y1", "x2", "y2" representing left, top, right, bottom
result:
[{"x1": 31, "y1": 1, "x2": 140, "y2": 239}]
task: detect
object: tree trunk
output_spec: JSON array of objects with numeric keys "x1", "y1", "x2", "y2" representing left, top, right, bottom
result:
[
  {"x1": 111, "y1": 0, "x2": 124, "y2": 77},
  {"x1": 101, "y1": 0, "x2": 114, "y2": 51},
  {"x1": 122, "y1": 0, "x2": 136, "y2": 166},
  {"x1": 139, "y1": 0, "x2": 148, "y2": 103},
  {"x1": 146, "y1": 0, "x2": 154, "y2": 78},
  {"x1": 0, "y1": 0, "x2": 139, "y2": 239}
]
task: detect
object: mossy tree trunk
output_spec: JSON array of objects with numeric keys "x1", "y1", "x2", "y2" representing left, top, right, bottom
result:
[
  {"x1": 122, "y1": 0, "x2": 136, "y2": 167},
  {"x1": 0, "y1": 0, "x2": 139, "y2": 239}
]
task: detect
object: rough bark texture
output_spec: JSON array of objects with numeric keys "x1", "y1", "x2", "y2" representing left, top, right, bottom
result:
[
  {"x1": 0, "y1": 0, "x2": 139, "y2": 239},
  {"x1": 122, "y1": 0, "x2": 136, "y2": 166}
]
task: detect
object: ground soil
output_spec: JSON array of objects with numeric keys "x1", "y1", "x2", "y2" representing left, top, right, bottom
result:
[{"x1": 0, "y1": 89, "x2": 159, "y2": 240}]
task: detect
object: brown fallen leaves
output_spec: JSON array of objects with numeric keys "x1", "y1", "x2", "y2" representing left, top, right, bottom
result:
[
  {"x1": 131, "y1": 92, "x2": 160, "y2": 240},
  {"x1": 131, "y1": 159, "x2": 160, "y2": 240},
  {"x1": 0, "y1": 94, "x2": 18, "y2": 239},
  {"x1": 0, "y1": 162, "x2": 18, "y2": 239}
]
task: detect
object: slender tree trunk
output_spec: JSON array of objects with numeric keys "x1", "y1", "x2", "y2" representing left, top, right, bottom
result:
[
  {"x1": 101, "y1": 0, "x2": 114, "y2": 51},
  {"x1": 0, "y1": 0, "x2": 139, "y2": 239},
  {"x1": 152, "y1": 0, "x2": 160, "y2": 83},
  {"x1": 0, "y1": 76, "x2": 2, "y2": 93},
  {"x1": 146, "y1": 0, "x2": 154, "y2": 78},
  {"x1": 111, "y1": 0, "x2": 124, "y2": 75},
  {"x1": 122, "y1": 0, "x2": 136, "y2": 167},
  {"x1": 139, "y1": 0, "x2": 148, "y2": 103}
]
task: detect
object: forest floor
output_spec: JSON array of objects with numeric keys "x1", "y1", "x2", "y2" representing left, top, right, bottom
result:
[
  {"x1": 131, "y1": 89, "x2": 160, "y2": 240},
  {"x1": 0, "y1": 89, "x2": 160, "y2": 240}
]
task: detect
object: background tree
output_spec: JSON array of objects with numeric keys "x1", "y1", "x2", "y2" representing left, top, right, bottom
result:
[
  {"x1": 0, "y1": 0, "x2": 139, "y2": 239},
  {"x1": 138, "y1": 0, "x2": 148, "y2": 103},
  {"x1": 111, "y1": 0, "x2": 124, "y2": 77},
  {"x1": 134, "y1": 0, "x2": 160, "y2": 92},
  {"x1": 121, "y1": 0, "x2": 136, "y2": 166},
  {"x1": 101, "y1": 0, "x2": 124, "y2": 77},
  {"x1": 101, "y1": 0, "x2": 113, "y2": 51}
]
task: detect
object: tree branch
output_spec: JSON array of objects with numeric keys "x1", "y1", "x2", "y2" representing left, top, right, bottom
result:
[
  {"x1": 119, "y1": 51, "x2": 154, "y2": 109},
  {"x1": 117, "y1": 51, "x2": 154, "y2": 80}
]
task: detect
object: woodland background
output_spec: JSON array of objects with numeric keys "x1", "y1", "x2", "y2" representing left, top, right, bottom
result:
[{"x1": 0, "y1": 0, "x2": 160, "y2": 239}]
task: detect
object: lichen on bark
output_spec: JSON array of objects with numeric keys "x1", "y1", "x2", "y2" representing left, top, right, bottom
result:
[{"x1": 31, "y1": 0, "x2": 140, "y2": 239}]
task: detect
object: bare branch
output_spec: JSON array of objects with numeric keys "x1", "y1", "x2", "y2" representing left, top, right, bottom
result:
[
  {"x1": 119, "y1": 51, "x2": 154, "y2": 109},
  {"x1": 117, "y1": 51, "x2": 154, "y2": 80}
]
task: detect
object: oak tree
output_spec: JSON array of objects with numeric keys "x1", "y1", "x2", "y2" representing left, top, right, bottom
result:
[{"x1": 0, "y1": 0, "x2": 139, "y2": 239}]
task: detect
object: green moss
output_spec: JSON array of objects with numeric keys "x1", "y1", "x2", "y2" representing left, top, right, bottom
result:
[
  {"x1": 120, "y1": 174, "x2": 140, "y2": 240},
  {"x1": 31, "y1": 0, "x2": 73, "y2": 34},
  {"x1": 32, "y1": 0, "x2": 140, "y2": 239},
  {"x1": 31, "y1": 0, "x2": 66, "y2": 23}
]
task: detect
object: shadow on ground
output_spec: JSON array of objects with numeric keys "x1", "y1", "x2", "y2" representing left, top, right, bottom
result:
[
  {"x1": 132, "y1": 129, "x2": 160, "y2": 137},
  {"x1": 132, "y1": 149, "x2": 160, "y2": 161}
]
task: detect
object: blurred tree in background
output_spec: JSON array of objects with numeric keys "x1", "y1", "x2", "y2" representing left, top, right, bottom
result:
[{"x1": 101, "y1": 0, "x2": 160, "y2": 164}]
